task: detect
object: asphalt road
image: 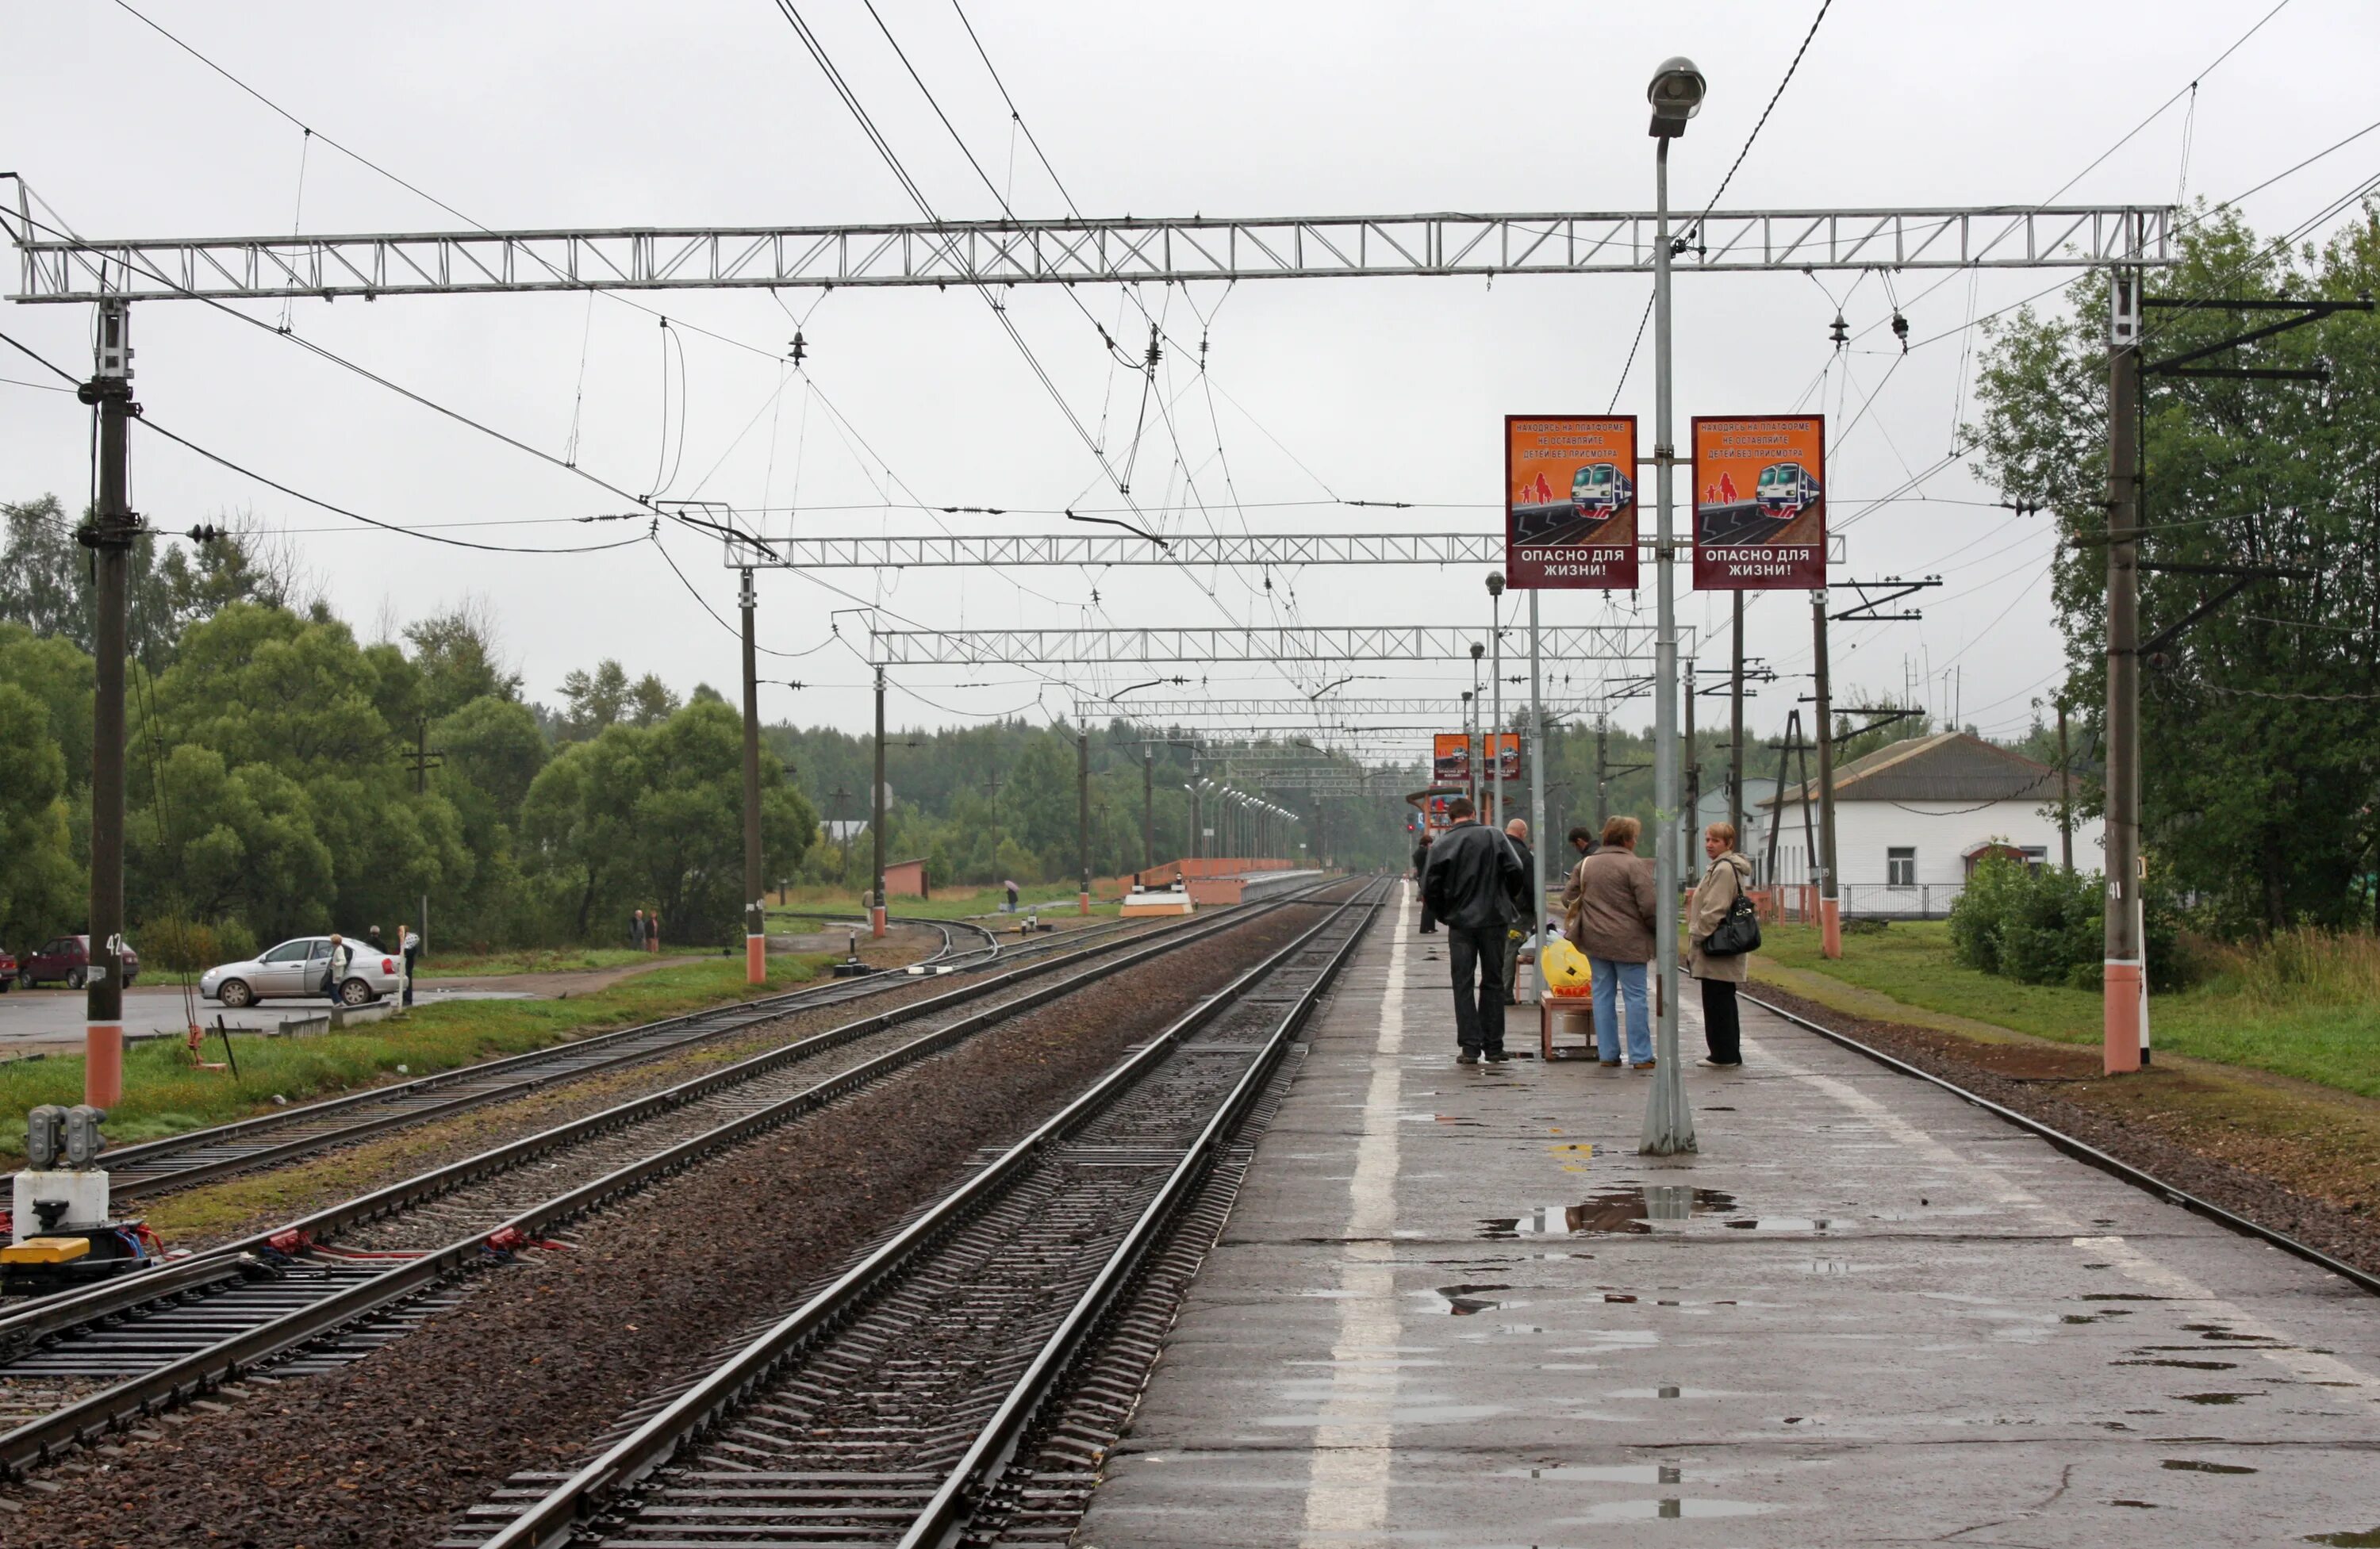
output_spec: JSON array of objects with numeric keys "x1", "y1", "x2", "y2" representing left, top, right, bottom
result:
[{"x1": 0, "y1": 981, "x2": 532, "y2": 1056}]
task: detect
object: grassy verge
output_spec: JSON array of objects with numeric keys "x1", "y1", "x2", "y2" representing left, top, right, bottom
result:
[
  {"x1": 0, "y1": 954, "x2": 833, "y2": 1159},
  {"x1": 768, "y1": 882, "x2": 1123, "y2": 922},
  {"x1": 414, "y1": 946, "x2": 673, "y2": 979},
  {"x1": 1754, "y1": 920, "x2": 2380, "y2": 1100}
]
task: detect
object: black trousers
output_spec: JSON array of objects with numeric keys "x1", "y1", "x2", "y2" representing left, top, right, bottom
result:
[
  {"x1": 1700, "y1": 976, "x2": 1741, "y2": 1063},
  {"x1": 1448, "y1": 923, "x2": 1507, "y2": 1052}
]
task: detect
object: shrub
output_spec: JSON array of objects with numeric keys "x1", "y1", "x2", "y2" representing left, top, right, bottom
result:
[
  {"x1": 137, "y1": 918, "x2": 217, "y2": 974},
  {"x1": 1951, "y1": 856, "x2": 2191, "y2": 991},
  {"x1": 2196, "y1": 926, "x2": 2380, "y2": 1007}
]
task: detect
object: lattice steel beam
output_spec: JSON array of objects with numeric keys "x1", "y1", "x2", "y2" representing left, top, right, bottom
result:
[
  {"x1": 873, "y1": 625, "x2": 1658, "y2": 665},
  {"x1": 1092, "y1": 699, "x2": 1602, "y2": 719},
  {"x1": 733, "y1": 532, "x2": 1504, "y2": 569},
  {"x1": 7, "y1": 205, "x2": 2171, "y2": 303}
]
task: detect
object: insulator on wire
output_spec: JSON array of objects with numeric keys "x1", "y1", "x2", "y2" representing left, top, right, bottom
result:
[
  {"x1": 1891, "y1": 312, "x2": 1910, "y2": 351},
  {"x1": 1829, "y1": 312, "x2": 1849, "y2": 350}
]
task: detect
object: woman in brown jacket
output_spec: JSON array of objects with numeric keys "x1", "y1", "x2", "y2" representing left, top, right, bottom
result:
[
  {"x1": 1562, "y1": 815, "x2": 1658, "y2": 1068},
  {"x1": 1686, "y1": 822, "x2": 1755, "y2": 1067}
]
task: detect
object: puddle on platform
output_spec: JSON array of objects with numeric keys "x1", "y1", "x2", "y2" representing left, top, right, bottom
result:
[
  {"x1": 1435, "y1": 1283, "x2": 1510, "y2": 1316},
  {"x1": 1723, "y1": 1217, "x2": 1832, "y2": 1232},
  {"x1": 2305, "y1": 1528, "x2": 2380, "y2": 1547},
  {"x1": 2112, "y1": 1498, "x2": 2159, "y2": 1509},
  {"x1": 1610, "y1": 1385, "x2": 1734, "y2": 1400},
  {"x1": 1509, "y1": 1463, "x2": 1684, "y2": 1485},
  {"x1": 2176, "y1": 1392, "x2": 2258, "y2": 1405},
  {"x1": 1561, "y1": 1498, "x2": 1769, "y2": 1522},
  {"x1": 2117, "y1": 1359, "x2": 2238, "y2": 1371},
  {"x1": 1481, "y1": 1185, "x2": 1739, "y2": 1238},
  {"x1": 2163, "y1": 1459, "x2": 2258, "y2": 1474}
]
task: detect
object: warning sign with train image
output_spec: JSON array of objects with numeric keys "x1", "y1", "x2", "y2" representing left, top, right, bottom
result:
[
  {"x1": 1503, "y1": 414, "x2": 1638, "y2": 590},
  {"x1": 1691, "y1": 414, "x2": 1826, "y2": 590}
]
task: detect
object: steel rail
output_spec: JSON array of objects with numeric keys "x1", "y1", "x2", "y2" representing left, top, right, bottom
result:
[
  {"x1": 0, "y1": 906, "x2": 1237, "y2": 1363},
  {"x1": 1741, "y1": 990, "x2": 2380, "y2": 1298},
  {"x1": 477, "y1": 877, "x2": 1384, "y2": 1549},
  {"x1": 0, "y1": 891, "x2": 1333, "y2": 1475},
  {"x1": 90, "y1": 918, "x2": 981, "y2": 1200}
]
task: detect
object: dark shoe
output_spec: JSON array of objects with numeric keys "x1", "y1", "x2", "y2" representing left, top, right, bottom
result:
[
  {"x1": 1599, "y1": 1059, "x2": 1622, "y2": 1068},
  {"x1": 1631, "y1": 1060, "x2": 1657, "y2": 1071},
  {"x1": 1457, "y1": 1048, "x2": 1480, "y2": 1065},
  {"x1": 1486, "y1": 1049, "x2": 1511, "y2": 1063}
]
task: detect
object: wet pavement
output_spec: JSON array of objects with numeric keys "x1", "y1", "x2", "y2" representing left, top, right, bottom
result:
[{"x1": 1079, "y1": 881, "x2": 2380, "y2": 1547}]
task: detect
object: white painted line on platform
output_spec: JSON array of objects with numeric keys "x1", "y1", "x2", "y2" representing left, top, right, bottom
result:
[
  {"x1": 1296, "y1": 880, "x2": 1410, "y2": 1548},
  {"x1": 1745, "y1": 1029, "x2": 2380, "y2": 1414}
]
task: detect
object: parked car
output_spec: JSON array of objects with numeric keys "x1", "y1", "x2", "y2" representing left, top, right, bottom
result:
[
  {"x1": 201, "y1": 936, "x2": 404, "y2": 1008},
  {"x1": 0, "y1": 946, "x2": 14, "y2": 991},
  {"x1": 17, "y1": 935, "x2": 140, "y2": 991}
]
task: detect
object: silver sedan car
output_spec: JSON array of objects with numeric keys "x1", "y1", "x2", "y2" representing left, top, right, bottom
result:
[{"x1": 202, "y1": 936, "x2": 406, "y2": 1008}]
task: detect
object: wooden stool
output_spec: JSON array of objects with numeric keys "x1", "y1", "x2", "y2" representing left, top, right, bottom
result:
[{"x1": 1540, "y1": 996, "x2": 1598, "y2": 1060}]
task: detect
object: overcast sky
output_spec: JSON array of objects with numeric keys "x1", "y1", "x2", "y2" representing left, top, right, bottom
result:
[{"x1": 6, "y1": 0, "x2": 2376, "y2": 764}]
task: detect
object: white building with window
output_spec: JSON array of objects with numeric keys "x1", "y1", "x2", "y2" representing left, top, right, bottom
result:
[{"x1": 1747, "y1": 731, "x2": 2098, "y2": 918}]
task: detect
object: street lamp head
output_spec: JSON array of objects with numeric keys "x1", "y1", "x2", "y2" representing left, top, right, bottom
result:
[
  {"x1": 1486, "y1": 570, "x2": 1505, "y2": 597},
  {"x1": 1470, "y1": 642, "x2": 1486, "y2": 661},
  {"x1": 1648, "y1": 56, "x2": 1706, "y2": 138}
]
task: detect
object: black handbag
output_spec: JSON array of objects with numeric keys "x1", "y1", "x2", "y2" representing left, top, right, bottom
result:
[{"x1": 1702, "y1": 890, "x2": 1762, "y2": 957}]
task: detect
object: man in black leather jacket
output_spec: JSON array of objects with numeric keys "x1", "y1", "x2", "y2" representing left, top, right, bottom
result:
[{"x1": 1420, "y1": 796, "x2": 1528, "y2": 1063}]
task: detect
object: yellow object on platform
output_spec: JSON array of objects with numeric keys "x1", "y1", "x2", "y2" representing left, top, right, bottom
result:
[
  {"x1": 1541, "y1": 937, "x2": 1594, "y2": 995},
  {"x1": 1, "y1": 1237, "x2": 91, "y2": 1264}
]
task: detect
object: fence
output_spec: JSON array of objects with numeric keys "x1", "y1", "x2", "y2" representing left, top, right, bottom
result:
[{"x1": 1750, "y1": 883, "x2": 1966, "y2": 922}]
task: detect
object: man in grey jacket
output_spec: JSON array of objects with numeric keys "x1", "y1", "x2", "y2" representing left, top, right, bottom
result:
[{"x1": 1419, "y1": 797, "x2": 1528, "y2": 1064}]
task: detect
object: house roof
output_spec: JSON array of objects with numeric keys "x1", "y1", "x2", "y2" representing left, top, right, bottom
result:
[{"x1": 1763, "y1": 730, "x2": 2065, "y2": 807}]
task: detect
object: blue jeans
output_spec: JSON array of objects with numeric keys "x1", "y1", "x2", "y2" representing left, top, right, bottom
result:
[{"x1": 1591, "y1": 958, "x2": 1651, "y2": 1064}]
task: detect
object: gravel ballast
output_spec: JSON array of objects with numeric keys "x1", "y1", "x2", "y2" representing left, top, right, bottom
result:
[{"x1": 0, "y1": 905, "x2": 1324, "y2": 1549}]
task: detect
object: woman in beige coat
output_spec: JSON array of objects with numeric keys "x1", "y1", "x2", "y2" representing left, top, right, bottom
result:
[{"x1": 1685, "y1": 822, "x2": 1754, "y2": 1067}]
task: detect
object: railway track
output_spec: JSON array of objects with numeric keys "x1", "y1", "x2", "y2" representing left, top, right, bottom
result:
[
  {"x1": 0, "y1": 891, "x2": 1334, "y2": 1470},
  {"x1": 450, "y1": 876, "x2": 1386, "y2": 1549},
  {"x1": 90, "y1": 914, "x2": 1130, "y2": 1201}
]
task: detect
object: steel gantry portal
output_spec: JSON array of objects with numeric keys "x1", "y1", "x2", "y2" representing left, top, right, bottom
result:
[
  {"x1": 868, "y1": 625, "x2": 1665, "y2": 666},
  {"x1": 7, "y1": 204, "x2": 2171, "y2": 301}
]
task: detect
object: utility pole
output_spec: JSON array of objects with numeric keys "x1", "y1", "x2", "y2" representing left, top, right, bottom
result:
[
  {"x1": 1729, "y1": 594, "x2": 1745, "y2": 845},
  {"x1": 1595, "y1": 716, "x2": 1609, "y2": 830},
  {"x1": 1683, "y1": 658, "x2": 1699, "y2": 885},
  {"x1": 871, "y1": 665, "x2": 888, "y2": 939},
  {"x1": 2056, "y1": 700, "x2": 2075, "y2": 872},
  {"x1": 1528, "y1": 589, "x2": 1549, "y2": 1002},
  {"x1": 1811, "y1": 592, "x2": 1842, "y2": 959},
  {"x1": 403, "y1": 717, "x2": 447, "y2": 795},
  {"x1": 2103, "y1": 270, "x2": 2145, "y2": 1074},
  {"x1": 1077, "y1": 730, "x2": 1092, "y2": 914},
  {"x1": 739, "y1": 569, "x2": 766, "y2": 985},
  {"x1": 81, "y1": 298, "x2": 135, "y2": 1110},
  {"x1": 1142, "y1": 748, "x2": 1154, "y2": 873}
]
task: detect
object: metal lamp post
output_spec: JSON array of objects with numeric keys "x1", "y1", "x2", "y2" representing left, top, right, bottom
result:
[
  {"x1": 1487, "y1": 573, "x2": 1505, "y2": 829},
  {"x1": 1643, "y1": 54, "x2": 1705, "y2": 1158}
]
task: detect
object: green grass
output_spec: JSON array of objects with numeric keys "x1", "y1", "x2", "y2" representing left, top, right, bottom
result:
[
  {"x1": 767, "y1": 882, "x2": 1122, "y2": 922},
  {"x1": 0, "y1": 953, "x2": 833, "y2": 1160},
  {"x1": 1759, "y1": 920, "x2": 2380, "y2": 1099},
  {"x1": 413, "y1": 946, "x2": 674, "y2": 979}
]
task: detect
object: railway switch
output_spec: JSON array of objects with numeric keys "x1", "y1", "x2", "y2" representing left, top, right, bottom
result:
[{"x1": 6, "y1": 1102, "x2": 160, "y2": 1295}]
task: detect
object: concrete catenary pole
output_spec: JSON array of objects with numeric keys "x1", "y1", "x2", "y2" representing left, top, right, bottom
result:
[
  {"x1": 739, "y1": 569, "x2": 766, "y2": 985},
  {"x1": 1812, "y1": 592, "x2": 1842, "y2": 958},
  {"x1": 1077, "y1": 730, "x2": 1092, "y2": 914},
  {"x1": 1642, "y1": 105, "x2": 1695, "y2": 1156},
  {"x1": 1683, "y1": 658, "x2": 1699, "y2": 886},
  {"x1": 1729, "y1": 594, "x2": 1745, "y2": 848},
  {"x1": 1142, "y1": 748, "x2": 1154, "y2": 872},
  {"x1": 2056, "y1": 700, "x2": 2075, "y2": 872},
  {"x1": 83, "y1": 298, "x2": 134, "y2": 1110},
  {"x1": 871, "y1": 665, "x2": 888, "y2": 939},
  {"x1": 2103, "y1": 269, "x2": 2146, "y2": 1073},
  {"x1": 1528, "y1": 589, "x2": 1549, "y2": 1001}
]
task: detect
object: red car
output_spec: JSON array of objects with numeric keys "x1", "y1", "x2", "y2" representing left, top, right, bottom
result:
[
  {"x1": 0, "y1": 947, "x2": 13, "y2": 991},
  {"x1": 15, "y1": 935, "x2": 139, "y2": 991}
]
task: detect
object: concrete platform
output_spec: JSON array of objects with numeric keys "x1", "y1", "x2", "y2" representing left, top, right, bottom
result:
[{"x1": 1081, "y1": 882, "x2": 2380, "y2": 1547}]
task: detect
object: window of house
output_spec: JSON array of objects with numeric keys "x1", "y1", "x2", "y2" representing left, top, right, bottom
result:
[
  {"x1": 2021, "y1": 845, "x2": 2048, "y2": 869},
  {"x1": 1887, "y1": 846, "x2": 1916, "y2": 888}
]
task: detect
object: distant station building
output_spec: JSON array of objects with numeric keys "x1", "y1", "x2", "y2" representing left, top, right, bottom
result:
[{"x1": 1751, "y1": 731, "x2": 2098, "y2": 919}]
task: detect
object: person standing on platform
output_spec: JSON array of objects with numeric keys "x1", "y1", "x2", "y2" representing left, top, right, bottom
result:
[
  {"x1": 1687, "y1": 822, "x2": 1754, "y2": 1068},
  {"x1": 401, "y1": 925, "x2": 421, "y2": 1008},
  {"x1": 631, "y1": 908, "x2": 647, "y2": 951},
  {"x1": 1499, "y1": 818, "x2": 1535, "y2": 1005},
  {"x1": 1564, "y1": 815, "x2": 1658, "y2": 1069},
  {"x1": 1412, "y1": 831, "x2": 1438, "y2": 934},
  {"x1": 1420, "y1": 796, "x2": 1526, "y2": 1065},
  {"x1": 1558, "y1": 825, "x2": 1599, "y2": 926}
]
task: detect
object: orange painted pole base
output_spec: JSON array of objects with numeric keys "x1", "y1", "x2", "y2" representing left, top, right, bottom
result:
[
  {"x1": 85, "y1": 1022, "x2": 124, "y2": 1107},
  {"x1": 1079, "y1": 891, "x2": 1091, "y2": 916},
  {"x1": 870, "y1": 904, "x2": 887, "y2": 940},
  {"x1": 2103, "y1": 960, "x2": 2144, "y2": 1074},
  {"x1": 1820, "y1": 896, "x2": 1842, "y2": 960},
  {"x1": 746, "y1": 933, "x2": 766, "y2": 986}
]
